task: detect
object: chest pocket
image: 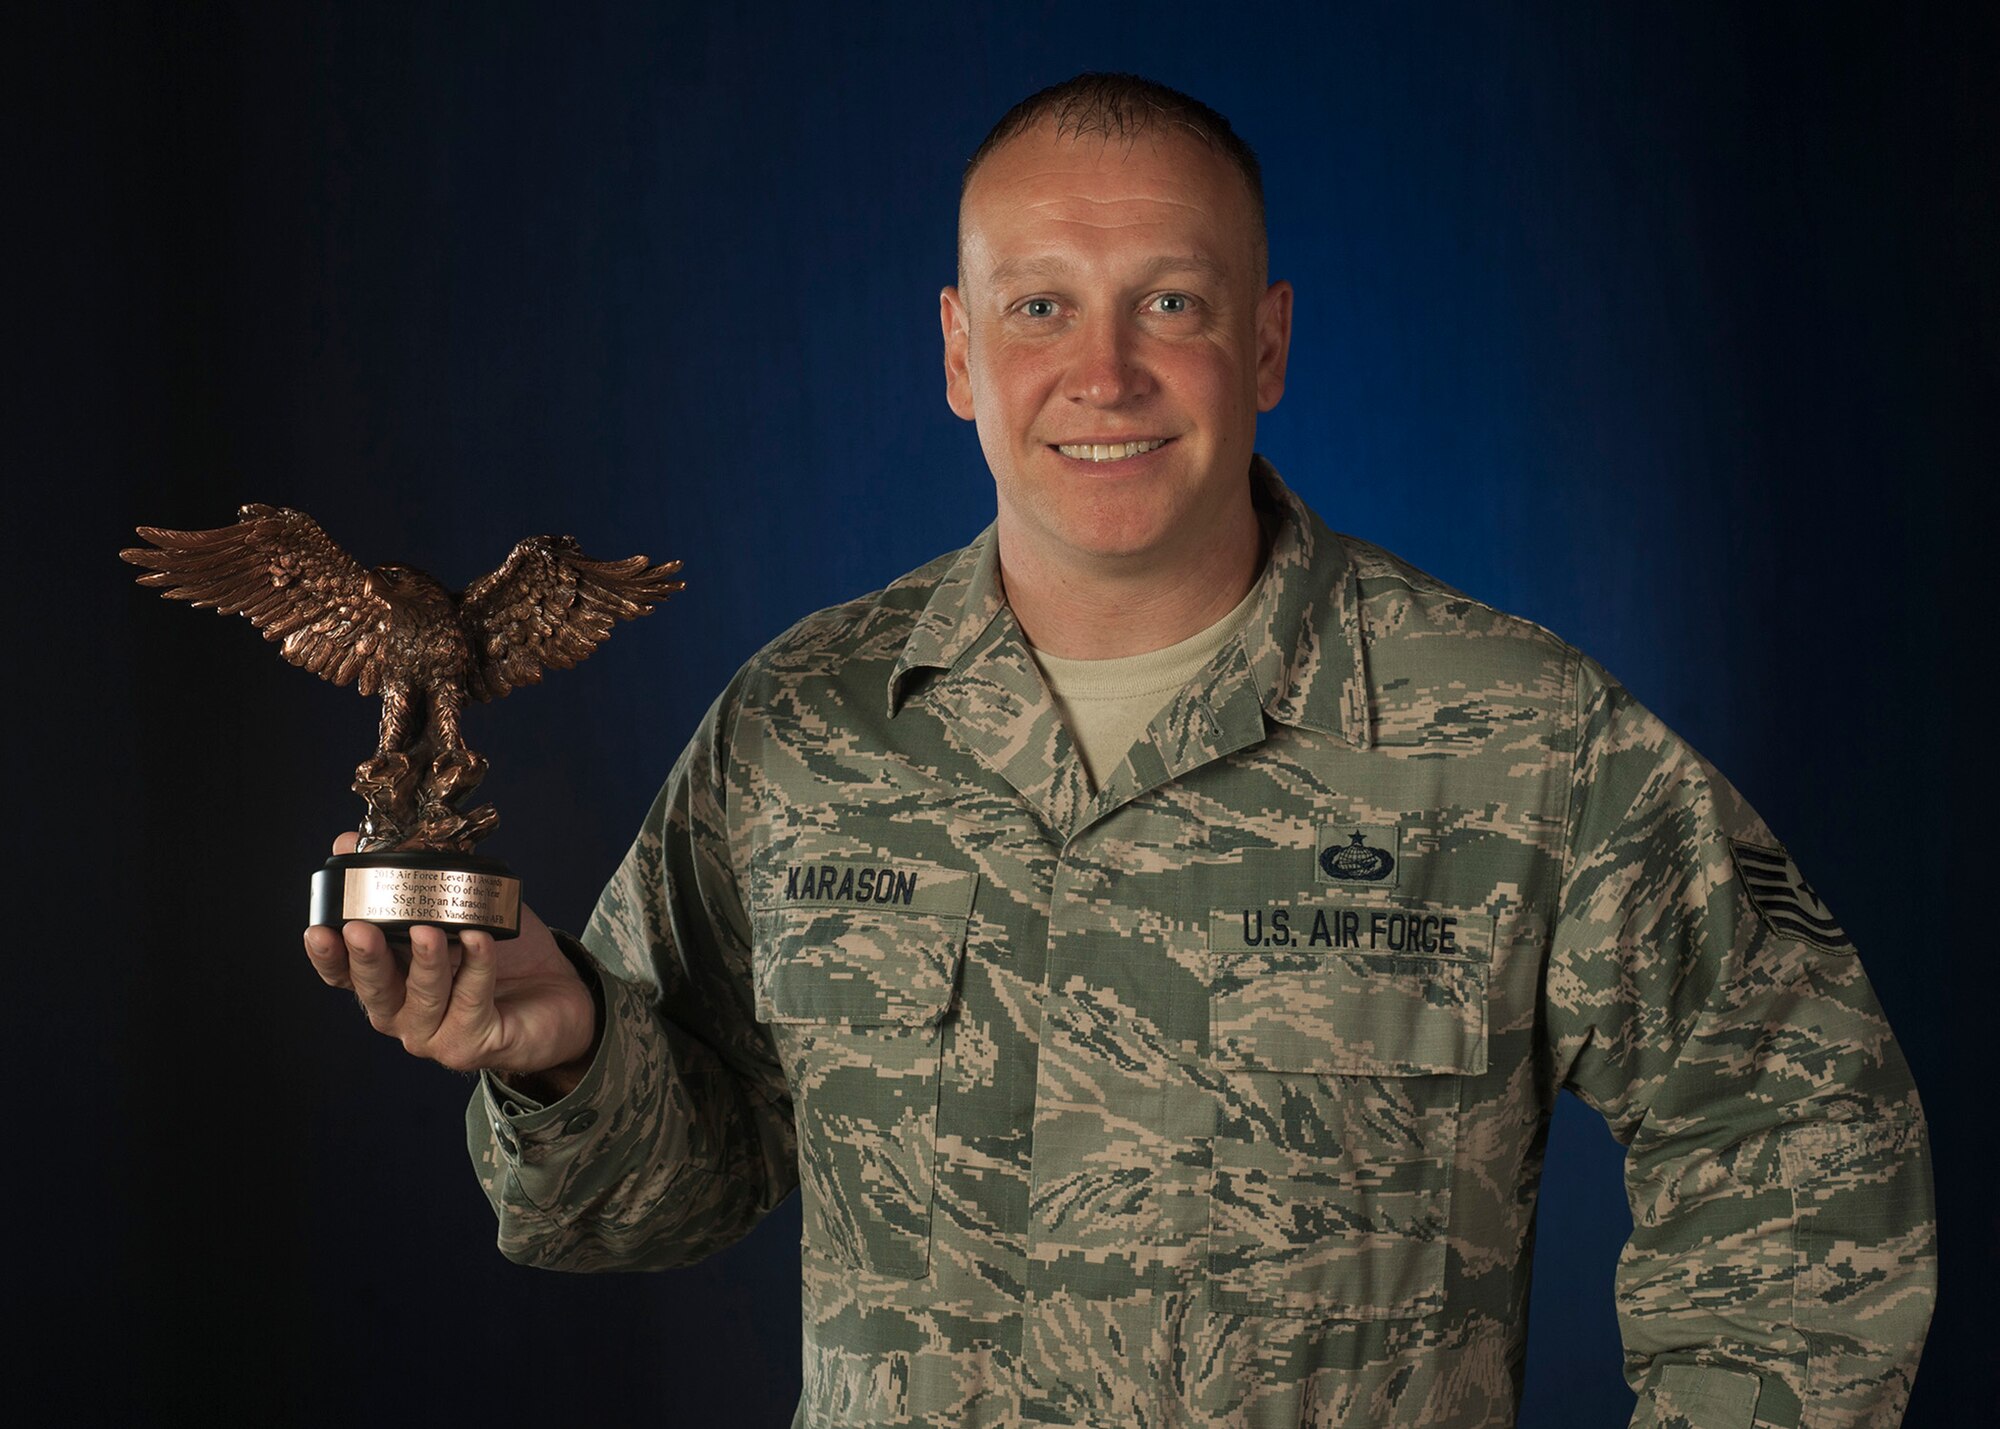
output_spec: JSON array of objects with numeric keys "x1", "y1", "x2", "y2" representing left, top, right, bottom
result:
[
  {"x1": 753, "y1": 868, "x2": 976, "y2": 1280},
  {"x1": 1205, "y1": 910, "x2": 1491, "y2": 1320}
]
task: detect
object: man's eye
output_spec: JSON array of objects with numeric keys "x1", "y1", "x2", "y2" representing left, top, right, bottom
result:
[
  {"x1": 1021, "y1": 298, "x2": 1058, "y2": 319},
  {"x1": 1153, "y1": 293, "x2": 1192, "y2": 315}
]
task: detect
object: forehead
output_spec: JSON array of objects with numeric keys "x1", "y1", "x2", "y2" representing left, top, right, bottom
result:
[{"x1": 959, "y1": 122, "x2": 1257, "y2": 284}]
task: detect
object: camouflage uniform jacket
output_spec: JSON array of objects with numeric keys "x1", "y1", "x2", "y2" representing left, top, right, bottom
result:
[{"x1": 468, "y1": 458, "x2": 1935, "y2": 1429}]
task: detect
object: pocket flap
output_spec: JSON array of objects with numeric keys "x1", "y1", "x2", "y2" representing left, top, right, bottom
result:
[
  {"x1": 1210, "y1": 947, "x2": 1489, "y2": 1075},
  {"x1": 1643, "y1": 1364, "x2": 1763, "y2": 1429},
  {"x1": 754, "y1": 904, "x2": 968, "y2": 1026}
]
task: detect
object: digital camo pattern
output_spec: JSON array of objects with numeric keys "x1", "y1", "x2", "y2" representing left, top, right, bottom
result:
[{"x1": 467, "y1": 459, "x2": 1934, "y2": 1427}]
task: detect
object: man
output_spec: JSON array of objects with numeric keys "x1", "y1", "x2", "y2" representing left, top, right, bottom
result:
[{"x1": 306, "y1": 75, "x2": 1935, "y2": 1427}]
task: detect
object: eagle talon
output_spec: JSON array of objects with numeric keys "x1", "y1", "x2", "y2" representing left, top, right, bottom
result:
[
  {"x1": 425, "y1": 747, "x2": 490, "y2": 806},
  {"x1": 413, "y1": 802, "x2": 498, "y2": 853},
  {"x1": 353, "y1": 751, "x2": 420, "y2": 838}
]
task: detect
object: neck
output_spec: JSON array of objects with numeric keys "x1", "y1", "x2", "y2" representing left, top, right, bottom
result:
[{"x1": 998, "y1": 498, "x2": 1265, "y2": 659}]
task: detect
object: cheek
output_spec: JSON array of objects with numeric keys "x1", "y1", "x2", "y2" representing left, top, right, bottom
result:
[
  {"x1": 1158, "y1": 359, "x2": 1235, "y2": 435},
  {"x1": 1183, "y1": 345, "x2": 1258, "y2": 427},
  {"x1": 972, "y1": 338, "x2": 1061, "y2": 419}
]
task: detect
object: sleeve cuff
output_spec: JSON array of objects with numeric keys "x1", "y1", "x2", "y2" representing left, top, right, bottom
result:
[{"x1": 472, "y1": 931, "x2": 630, "y2": 1194}]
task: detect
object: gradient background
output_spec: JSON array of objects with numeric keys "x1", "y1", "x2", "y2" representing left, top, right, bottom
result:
[{"x1": 20, "y1": 2, "x2": 1992, "y2": 1423}]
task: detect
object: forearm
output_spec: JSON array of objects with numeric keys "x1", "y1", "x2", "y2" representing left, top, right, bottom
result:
[{"x1": 1611, "y1": 959, "x2": 1936, "y2": 1429}]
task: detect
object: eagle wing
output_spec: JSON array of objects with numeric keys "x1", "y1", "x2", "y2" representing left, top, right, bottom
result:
[
  {"x1": 460, "y1": 535, "x2": 682, "y2": 702},
  {"x1": 120, "y1": 503, "x2": 402, "y2": 695}
]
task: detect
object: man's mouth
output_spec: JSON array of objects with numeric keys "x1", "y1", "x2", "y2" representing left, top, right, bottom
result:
[{"x1": 1053, "y1": 438, "x2": 1169, "y2": 462}]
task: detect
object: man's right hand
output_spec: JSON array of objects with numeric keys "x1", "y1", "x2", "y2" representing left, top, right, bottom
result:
[{"x1": 303, "y1": 833, "x2": 599, "y2": 1097}]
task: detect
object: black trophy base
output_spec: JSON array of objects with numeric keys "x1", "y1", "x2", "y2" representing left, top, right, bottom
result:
[{"x1": 310, "y1": 851, "x2": 522, "y2": 940}]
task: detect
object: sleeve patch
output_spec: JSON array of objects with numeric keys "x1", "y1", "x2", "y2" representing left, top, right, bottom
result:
[{"x1": 1729, "y1": 839, "x2": 1855, "y2": 954}]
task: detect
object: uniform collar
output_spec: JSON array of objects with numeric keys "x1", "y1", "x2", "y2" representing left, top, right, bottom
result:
[
  {"x1": 886, "y1": 520, "x2": 1010, "y2": 714},
  {"x1": 887, "y1": 456, "x2": 1372, "y2": 753},
  {"x1": 1236, "y1": 456, "x2": 1373, "y2": 749}
]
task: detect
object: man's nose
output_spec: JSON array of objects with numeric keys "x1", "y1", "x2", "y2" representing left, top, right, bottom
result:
[{"x1": 1064, "y1": 313, "x2": 1153, "y2": 406}]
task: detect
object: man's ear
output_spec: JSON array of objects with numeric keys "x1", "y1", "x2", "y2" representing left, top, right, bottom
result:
[
  {"x1": 941, "y1": 286, "x2": 975, "y2": 421},
  {"x1": 1254, "y1": 279, "x2": 1294, "y2": 413}
]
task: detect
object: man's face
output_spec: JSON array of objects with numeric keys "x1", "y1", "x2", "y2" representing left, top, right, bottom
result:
[{"x1": 942, "y1": 122, "x2": 1292, "y2": 575}]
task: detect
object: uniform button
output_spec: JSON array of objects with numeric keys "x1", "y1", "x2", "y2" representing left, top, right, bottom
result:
[
  {"x1": 492, "y1": 1121, "x2": 520, "y2": 1156},
  {"x1": 563, "y1": 1109, "x2": 599, "y2": 1135}
]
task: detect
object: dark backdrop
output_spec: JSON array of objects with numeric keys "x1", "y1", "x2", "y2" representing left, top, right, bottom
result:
[{"x1": 18, "y1": 3, "x2": 1991, "y2": 1423}]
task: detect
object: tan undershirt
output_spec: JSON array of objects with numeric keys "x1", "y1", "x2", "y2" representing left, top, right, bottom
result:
[{"x1": 1029, "y1": 580, "x2": 1263, "y2": 788}]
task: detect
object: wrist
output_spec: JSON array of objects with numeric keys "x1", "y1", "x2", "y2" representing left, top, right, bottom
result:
[
  {"x1": 493, "y1": 1053, "x2": 591, "y2": 1103},
  {"x1": 491, "y1": 935, "x2": 605, "y2": 1098}
]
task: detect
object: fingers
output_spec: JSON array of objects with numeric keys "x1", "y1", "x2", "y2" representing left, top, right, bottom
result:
[
  {"x1": 341, "y1": 918, "x2": 406, "y2": 1032},
  {"x1": 452, "y1": 930, "x2": 499, "y2": 1020},
  {"x1": 304, "y1": 925, "x2": 351, "y2": 988},
  {"x1": 307, "y1": 834, "x2": 364, "y2": 983},
  {"x1": 312, "y1": 921, "x2": 496, "y2": 1070},
  {"x1": 303, "y1": 913, "x2": 522, "y2": 1074},
  {"x1": 398, "y1": 924, "x2": 456, "y2": 1042}
]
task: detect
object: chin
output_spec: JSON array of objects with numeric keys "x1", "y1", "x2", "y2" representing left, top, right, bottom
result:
[
  {"x1": 998, "y1": 480, "x2": 1188, "y2": 564},
  {"x1": 1054, "y1": 510, "x2": 1179, "y2": 563}
]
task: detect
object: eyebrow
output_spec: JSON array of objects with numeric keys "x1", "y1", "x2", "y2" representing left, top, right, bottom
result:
[{"x1": 984, "y1": 252, "x2": 1231, "y2": 288}]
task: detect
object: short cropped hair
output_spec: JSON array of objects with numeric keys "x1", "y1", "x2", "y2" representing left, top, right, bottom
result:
[{"x1": 959, "y1": 73, "x2": 1268, "y2": 283}]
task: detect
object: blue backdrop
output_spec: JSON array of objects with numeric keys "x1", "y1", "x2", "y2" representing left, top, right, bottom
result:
[{"x1": 23, "y1": 2, "x2": 1989, "y2": 1422}]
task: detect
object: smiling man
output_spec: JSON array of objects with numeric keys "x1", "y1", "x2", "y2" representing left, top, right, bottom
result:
[{"x1": 308, "y1": 75, "x2": 1934, "y2": 1427}]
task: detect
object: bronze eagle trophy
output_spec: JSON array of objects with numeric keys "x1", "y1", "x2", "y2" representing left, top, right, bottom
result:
[{"x1": 121, "y1": 503, "x2": 682, "y2": 939}]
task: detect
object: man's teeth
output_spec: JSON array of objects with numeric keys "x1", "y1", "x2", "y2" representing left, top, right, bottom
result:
[{"x1": 1057, "y1": 439, "x2": 1167, "y2": 461}]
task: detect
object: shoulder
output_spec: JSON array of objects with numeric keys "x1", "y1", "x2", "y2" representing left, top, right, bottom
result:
[
  {"x1": 733, "y1": 543, "x2": 965, "y2": 691},
  {"x1": 1334, "y1": 531, "x2": 1580, "y2": 681},
  {"x1": 1328, "y1": 535, "x2": 1698, "y2": 791}
]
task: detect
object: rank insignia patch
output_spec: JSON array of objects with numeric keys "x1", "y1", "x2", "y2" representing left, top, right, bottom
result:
[
  {"x1": 1316, "y1": 826, "x2": 1399, "y2": 886},
  {"x1": 1729, "y1": 839, "x2": 1855, "y2": 954}
]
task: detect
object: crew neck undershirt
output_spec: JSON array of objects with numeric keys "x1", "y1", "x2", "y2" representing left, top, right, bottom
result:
[{"x1": 1028, "y1": 580, "x2": 1263, "y2": 788}]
